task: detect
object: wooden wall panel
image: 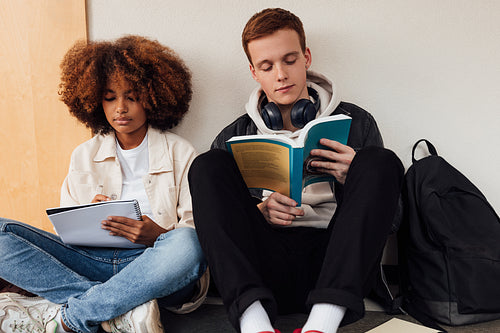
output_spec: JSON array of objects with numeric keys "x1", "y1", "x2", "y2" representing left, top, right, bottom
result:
[{"x1": 0, "y1": 0, "x2": 90, "y2": 232}]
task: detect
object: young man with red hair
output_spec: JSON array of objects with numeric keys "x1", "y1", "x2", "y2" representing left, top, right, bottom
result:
[{"x1": 189, "y1": 8, "x2": 403, "y2": 333}]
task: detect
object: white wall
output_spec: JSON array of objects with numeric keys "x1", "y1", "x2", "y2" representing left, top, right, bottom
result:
[{"x1": 88, "y1": 0, "x2": 500, "y2": 212}]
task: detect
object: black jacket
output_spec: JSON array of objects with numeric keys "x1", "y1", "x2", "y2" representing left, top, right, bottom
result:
[
  {"x1": 211, "y1": 101, "x2": 383, "y2": 152},
  {"x1": 210, "y1": 101, "x2": 402, "y2": 233}
]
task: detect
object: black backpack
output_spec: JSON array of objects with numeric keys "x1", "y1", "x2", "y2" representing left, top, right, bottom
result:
[{"x1": 398, "y1": 139, "x2": 500, "y2": 330}]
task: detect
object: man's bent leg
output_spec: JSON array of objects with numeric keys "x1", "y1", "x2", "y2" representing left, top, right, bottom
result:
[
  {"x1": 189, "y1": 149, "x2": 281, "y2": 330},
  {"x1": 307, "y1": 146, "x2": 404, "y2": 325}
]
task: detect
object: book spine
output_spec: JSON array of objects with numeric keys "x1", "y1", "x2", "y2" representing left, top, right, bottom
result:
[{"x1": 290, "y1": 147, "x2": 304, "y2": 205}]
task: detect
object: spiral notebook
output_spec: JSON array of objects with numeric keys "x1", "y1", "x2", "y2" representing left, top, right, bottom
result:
[{"x1": 46, "y1": 199, "x2": 145, "y2": 248}]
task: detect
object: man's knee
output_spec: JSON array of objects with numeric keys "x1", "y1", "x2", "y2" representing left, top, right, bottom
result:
[
  {"x1": 355, "y1": 146, "x2": 403, "y2": 175},
  {"x1": 189, "y1": 149, "x2": 235, "y2": 183}
]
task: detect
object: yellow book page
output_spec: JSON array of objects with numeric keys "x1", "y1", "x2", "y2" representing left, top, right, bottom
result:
[{"x1": 230, "y1": 141, "x2": 291, "y2": 196}]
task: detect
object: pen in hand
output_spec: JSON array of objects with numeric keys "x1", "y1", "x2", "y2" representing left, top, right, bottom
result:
[{"x1": 92, "y1": 194, "x2": 111, "y2": 203}]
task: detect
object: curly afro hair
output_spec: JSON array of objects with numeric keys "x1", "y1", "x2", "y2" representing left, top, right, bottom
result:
[{"x1": 59, "y1": 35, "x2": 192, "y2": 134}]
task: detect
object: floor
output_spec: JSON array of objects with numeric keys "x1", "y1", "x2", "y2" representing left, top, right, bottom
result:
[
  {"x1": 161, "y1": 298, "x2": 500, "y2": 333},
  {"x1": 2, "y1": 279, "x2": 500, "y2": 332}
]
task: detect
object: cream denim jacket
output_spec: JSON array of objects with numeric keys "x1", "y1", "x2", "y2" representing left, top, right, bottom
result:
[
  {"x1": 60, "y1": 127, "x2": 195, "y2": 230},
  {"x1": 60, "y1": 127, "x2": 209, "y2": 313}
]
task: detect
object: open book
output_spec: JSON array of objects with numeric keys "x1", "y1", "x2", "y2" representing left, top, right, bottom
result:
[
  {"x1": 226, "y1": 114, "x2": 351, "y2": 205},
  {"x1": 46, "y1": 199, "x2": 145, "y2": 248},
  {"x1": 365, "y1": 318, "x2": 442, "y2": 332}
]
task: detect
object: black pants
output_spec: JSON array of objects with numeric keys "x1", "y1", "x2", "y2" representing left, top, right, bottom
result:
[{"x1": 188, "y1": 147, "x2": 403, "y2": 330}]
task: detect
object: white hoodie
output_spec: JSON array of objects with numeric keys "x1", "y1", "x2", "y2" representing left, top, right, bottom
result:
[{"x1": 245, "y1": 70, "x2": 341, "y2": 228}]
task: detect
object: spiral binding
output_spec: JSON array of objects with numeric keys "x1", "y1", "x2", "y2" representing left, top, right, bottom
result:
[{"x1": 132, "y1": 199, "x2": 142, "y2": 219}]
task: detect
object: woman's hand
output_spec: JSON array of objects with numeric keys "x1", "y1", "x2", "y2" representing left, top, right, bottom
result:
[
  {"x1": 91, "y1": 194, "x2": 111, "y2": 203},
  {"x1": 308, "y1": 139, "x2": 356, "y2": 185},
  {"x1": 101, "y1": 215, "x2": 167, "y2": 247},
  {"x1": 257, "y1": 192, "x2": 304, "y2": 226}
]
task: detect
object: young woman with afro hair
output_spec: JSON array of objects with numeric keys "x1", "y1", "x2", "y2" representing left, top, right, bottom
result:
[{"x1": 0, "y1": 35, "x2": 208, "y2": 333}]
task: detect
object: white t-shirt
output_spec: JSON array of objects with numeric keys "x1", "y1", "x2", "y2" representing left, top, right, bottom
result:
[{"x1": 116, "y1": 134, "x2": 153, "y2": 219}]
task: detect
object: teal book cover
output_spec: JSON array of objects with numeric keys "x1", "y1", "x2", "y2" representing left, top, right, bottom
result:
[{"x1": 227, "y1": 114, "x2": 351, "y2": 205}]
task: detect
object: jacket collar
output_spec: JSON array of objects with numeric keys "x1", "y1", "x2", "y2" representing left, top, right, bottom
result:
[
  {"x1": 93, "y1": 132, "x2": 116, "y2": 162},
  {"x1": 93, "y1": 127, "x2": 173, "y2": 173},
  {"x1": 147, "y1": 127, "x2": 173, "y2": 173}
]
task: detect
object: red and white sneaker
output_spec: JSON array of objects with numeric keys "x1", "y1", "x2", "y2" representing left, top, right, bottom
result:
[{"x1": 293, "y1": 330, "x2": 324, "y2": 333}]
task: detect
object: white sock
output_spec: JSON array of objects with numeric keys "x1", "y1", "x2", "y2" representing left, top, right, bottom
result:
[
  {"x1": 301, "y1": 303, "x2": 346, "y2": 333},
  {"x1": 239, "y1": 300, "x2": 274, "y2": 333}
]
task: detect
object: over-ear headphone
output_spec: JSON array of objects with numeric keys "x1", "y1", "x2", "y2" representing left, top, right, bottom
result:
[{"x1": 260, "y1": 87, "x2": 321, "y2": 130}]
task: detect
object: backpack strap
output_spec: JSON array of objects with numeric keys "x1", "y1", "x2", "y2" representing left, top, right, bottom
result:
[
  {"x1": 403, "y1": 139, "x2": 447, "y2": 332},
  {"x1": 412, "y1": 139, "x2": 438, "y2": 164}
]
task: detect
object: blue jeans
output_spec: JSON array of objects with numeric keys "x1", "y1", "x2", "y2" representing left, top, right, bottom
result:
[{"x1": 0, "y1": 218, "x2": 207, "y2": 333}]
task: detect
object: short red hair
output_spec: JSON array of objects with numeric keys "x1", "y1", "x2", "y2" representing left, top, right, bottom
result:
[{"x1": 242, "y1": 8, "x2": 306, "y2": 64}]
